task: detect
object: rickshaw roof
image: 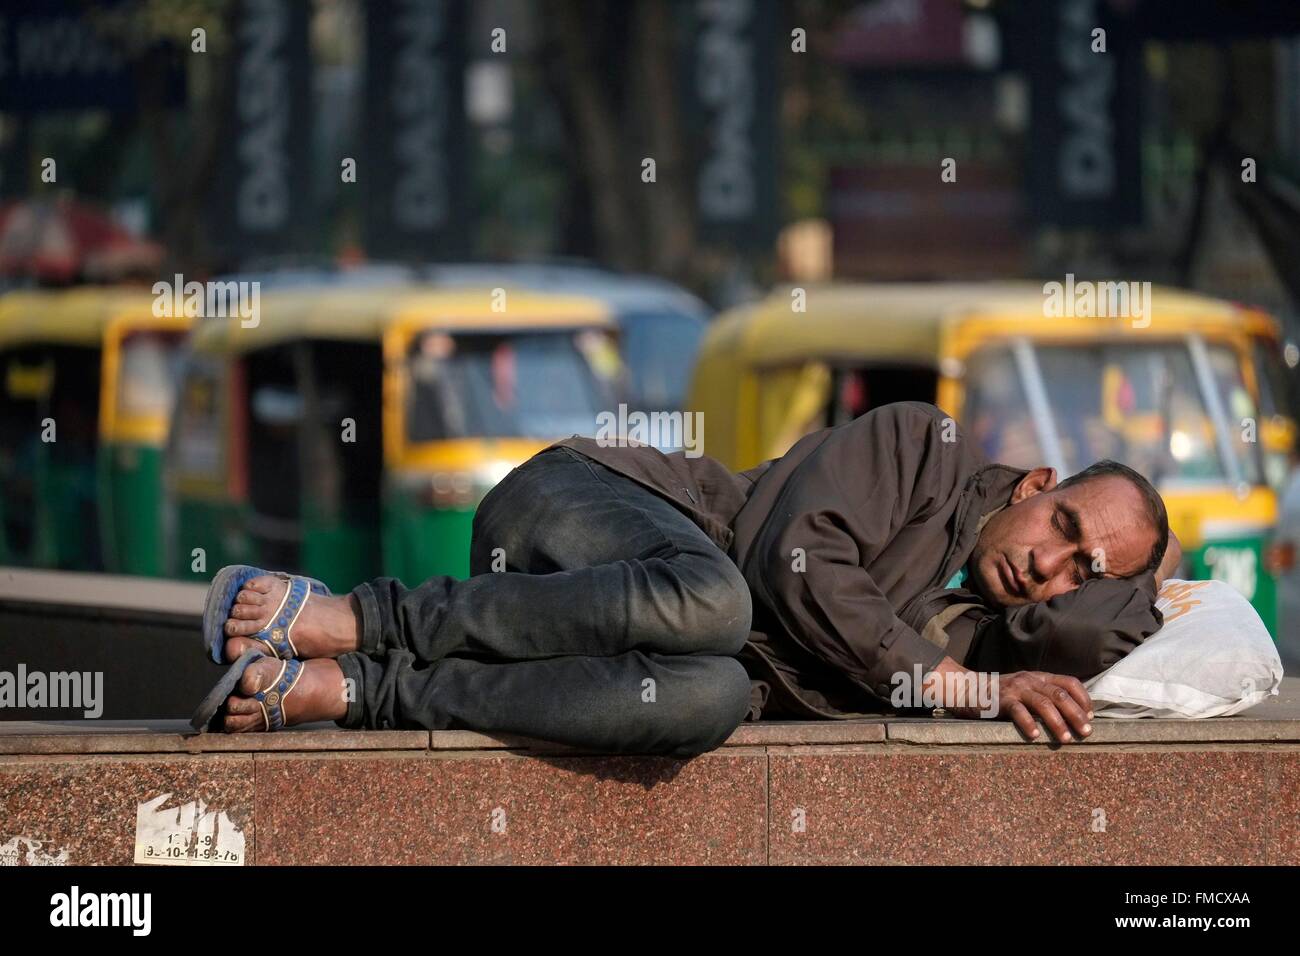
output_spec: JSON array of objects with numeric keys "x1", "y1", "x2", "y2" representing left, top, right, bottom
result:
[
  {"x1": 211, "y1": 263, "x2": 419, "y2": 290},
  {"x1": 189, "y1": 285, "x2": 615, "y2": 353},
  {"x1": 718, "y1": 282, "x2": 1280, "y2": 367},
  {"x1": 423, "y1": 263, "x2": 711, "y2": 320},
  {"x1": 0, "y1": 286, "x2": 161, "y2": 350}
]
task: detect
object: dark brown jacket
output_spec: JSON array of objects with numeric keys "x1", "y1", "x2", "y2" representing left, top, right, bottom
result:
[{"x1": 553, "y1": 402, "x2": 1162, "y2": 719}]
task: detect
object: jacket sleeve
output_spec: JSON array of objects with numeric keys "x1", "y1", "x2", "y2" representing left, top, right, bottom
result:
[
  {"x1": 965, "y1": 572, "x2": 1164, "y2": 679},
  {"x1": 740, "y1": 403, "x2": 963, "y2": 698}
]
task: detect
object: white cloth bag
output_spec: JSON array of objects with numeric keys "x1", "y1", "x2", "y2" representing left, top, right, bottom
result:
[{"x1": 1085, "y1": 579, "x2": 1283, "y2": 718}]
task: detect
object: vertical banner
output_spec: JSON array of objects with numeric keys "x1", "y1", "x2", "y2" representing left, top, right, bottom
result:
[
  {"x1": 362, "y1": 0, "x2": 469, "y2": 261},
  {"x1": 1024, "y1": 0, "x2": 1143, "y2": 228},
  {"x1": 211, "y1": 0, "x2": 312, "y2": 263},
  {"x1": 683, "y1": 0, "x2": 780, "y2": 251}
]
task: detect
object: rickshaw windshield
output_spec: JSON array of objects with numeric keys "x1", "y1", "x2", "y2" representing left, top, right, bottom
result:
[
  {"x1": 618, "y1": 310, "x2": 704, "y2": 411},
  {"x1": 964, "y1": 340, "x2": 1262, "y2": 486},
  {"x1": 169, "y1": 355, "x2": 226, "y2": 484},
  {"x1": 405, "y1": 328, "x2": 618, "y2": 442},
  {"x1": 117, "y1": 330, "x2": 186, "y2": 419}
]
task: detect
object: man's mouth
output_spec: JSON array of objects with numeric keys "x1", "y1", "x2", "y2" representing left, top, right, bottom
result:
[{"x1": 998, "y1": 555, "x2": 1027, "y2": 600}]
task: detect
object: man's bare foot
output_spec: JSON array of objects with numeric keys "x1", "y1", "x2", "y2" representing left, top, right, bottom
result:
[
  {"x1": 223, "y1": 574, "x2": 361, "y2": 662},
  {"x1": 222, "y1": 657, "x2": 349, "y2": 732}
]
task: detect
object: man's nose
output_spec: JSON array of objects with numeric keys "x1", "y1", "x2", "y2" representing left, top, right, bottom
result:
[{"x1": 1032, "y1": 542, "x2": 1074, "y2": 582}]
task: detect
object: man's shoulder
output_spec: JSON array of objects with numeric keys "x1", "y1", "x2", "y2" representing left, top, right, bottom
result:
[
  {"x1": 841, "y1": 402, "x2": 983, "y2": 463},
  {"x1": 840, "y1": 401, "x2": 960, "y2": 436}
]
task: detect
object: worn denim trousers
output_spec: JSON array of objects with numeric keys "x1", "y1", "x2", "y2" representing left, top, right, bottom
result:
[{"x1": 335, "y1": 445, "x2": 754, "y2": 756}]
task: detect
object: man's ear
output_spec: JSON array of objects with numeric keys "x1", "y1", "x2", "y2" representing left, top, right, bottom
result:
[{"x1": 1011, "y1": 466, "x2": 1057, "y2": 503}]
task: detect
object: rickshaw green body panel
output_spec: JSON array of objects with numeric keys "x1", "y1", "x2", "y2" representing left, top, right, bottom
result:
[
  {"x1": 1188, "y1": 535, "x2": 1277, "y2": 636},
  {"x1": 300, "y1": 505, "x2": 383, "y2": 595},
  {"x1": 34, "y1": 454, "x2": 99, "y2": 570},
  {"x1": 98, "y1": 444, "x2": 168, "y2": 576},
  {"x1": 383, "y1": 492, "x2": 475, "y2": 583},
  {"x1": 172, "y1": 499, "x2": 255, "y2": 577}
]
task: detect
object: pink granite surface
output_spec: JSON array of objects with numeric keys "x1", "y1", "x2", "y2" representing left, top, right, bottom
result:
[
  {"x1": 254, "y1": 750, "x2": 769, "y2": 865},
  {"x1": 2, "y1": 728, "x2": 1296, "y2": 865},
  {"x1": 1278, "y1": 753, "x2": 1300, "y2": 864},
  {"x1": 2, "y1": 746, "x2": 1295, "y2": 865},
  {"x1": 0, "y1": 755, "x2": 254, "y2": 865},
  {"x1": 768, "y1": 749, "x2": 1299, "y2": 865}
]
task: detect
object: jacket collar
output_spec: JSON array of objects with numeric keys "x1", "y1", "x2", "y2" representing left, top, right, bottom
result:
[
  {"x1": 973, "y1": 463, "x2": 1030, "y2": 521},
  {"x1": 932, "y1": 463, "x2": 1029, "y2": 591}
]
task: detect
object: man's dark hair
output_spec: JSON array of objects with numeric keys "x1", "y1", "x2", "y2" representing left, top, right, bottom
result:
[{"x1": 1054, "y1": 459, "x2": 1170, "y2": 576}]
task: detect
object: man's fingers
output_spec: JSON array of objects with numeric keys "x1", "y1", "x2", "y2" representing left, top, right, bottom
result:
[
  {"x1": 1022, "y1": 690, "x2": 1074, "y2": 743},
  {"x1": 1006, "y1": 700, "x2": 1040, "y2": 740},
  {"x1": 1049, "y1": 675, "x2": 1093, "y2": 717},
  {"x1": 1044, "y1": 684, "x2": 1091, "y2": 737}
]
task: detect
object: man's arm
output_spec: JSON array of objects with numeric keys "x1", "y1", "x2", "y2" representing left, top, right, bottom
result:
[
  {"x1": 966, "y1": 573, "x2": 1164, "y2": 679},
  {"x1": 741, "y1": 403, "x2": 968, "y2": 698},
  {"x1": 924, "y1": 656, "x2": 1094, "y2": 742}
]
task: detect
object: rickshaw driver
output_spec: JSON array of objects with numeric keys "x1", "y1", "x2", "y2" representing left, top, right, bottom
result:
[{"x1": 201, "y1": 402, "x2": 1179, "y2": 755}]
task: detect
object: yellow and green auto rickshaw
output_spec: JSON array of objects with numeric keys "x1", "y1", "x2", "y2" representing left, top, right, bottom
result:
[
  {"x1": 165, "y1": 285, "x2": 622, "y2": 591},
  {"x1": 0, "y1": 287, "x2": 192, "y2": 574},
  {"x1": 688, "y1": 282, "x2": 1294, "y2": 634}
]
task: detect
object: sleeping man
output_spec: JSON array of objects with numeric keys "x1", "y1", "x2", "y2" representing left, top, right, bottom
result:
[{"x1": 193, "y1": 402, "x2": 1181, "y2": 754}]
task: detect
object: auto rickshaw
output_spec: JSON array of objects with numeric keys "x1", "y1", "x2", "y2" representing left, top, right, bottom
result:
[
  {"x1": 1242, "y1": 309, "x2": 1299, "y2": 491},
  {"x1": 425, "y1": 263, "x2": 710, "y2": 419},
  {"x1": 165, "y1": 285, "x2": 622, "y2": 591},
  {"x1": 688, "y1": 282, "x2": 1293, "y2": 634},
  {"x1": 0, "y1": 286, "x2": 191, "y2": 574}
]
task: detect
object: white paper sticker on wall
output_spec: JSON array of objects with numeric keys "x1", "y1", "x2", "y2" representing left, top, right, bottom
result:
[
  {"x1": 0, "y1": 835, "x2": 69, "y2": 865},
  {"x1": 133, "y1": 793, "x2": 246, "y2": 866}
]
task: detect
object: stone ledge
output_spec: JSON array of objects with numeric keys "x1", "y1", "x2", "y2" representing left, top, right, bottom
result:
[
  {"x1": 2, "y1": 746, "x2": 1294, "y2": 864},
  {"x1": 2, "y1": 678, "x2": 1294, "y2": 754}
]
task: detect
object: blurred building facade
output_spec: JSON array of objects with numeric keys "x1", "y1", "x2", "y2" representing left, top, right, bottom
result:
[{"x1": 0, "y1": 0, "x2": 1298, "y2": 336}]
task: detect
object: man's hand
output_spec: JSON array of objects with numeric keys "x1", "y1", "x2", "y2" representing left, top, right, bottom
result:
[
  {"x1": 924, "y1": 658, "x2": 1094, "y2": 743},
  {"x1": 985, "y1": 671, "x2": 1094, "y2": 743},
  {"x1": 1154, "y1": 530, "x2": 1182, "y2": 589}
]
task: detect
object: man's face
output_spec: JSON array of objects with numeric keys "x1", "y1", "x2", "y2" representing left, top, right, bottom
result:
[{"x1": 968, "y1": 470, "x2": 1159, "y2": 608}]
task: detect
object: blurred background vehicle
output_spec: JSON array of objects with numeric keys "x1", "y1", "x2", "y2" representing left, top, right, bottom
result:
[
  {"x1": 424, "y1": 263, "x2": 710, "y2": 421},
  {"x1": 0, "y1": 286, "x2": 191, "y2": 573},
  {"x1": 1270, "y1": 449, "x2": 1300, "y2": 668},
  {"x1": 165, "y1": 283, "x2": 620, "y2": 589}
]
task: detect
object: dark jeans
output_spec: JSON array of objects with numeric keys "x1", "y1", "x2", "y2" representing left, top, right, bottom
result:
[{"x1": 335, "y1": 445, "x2": 754, "y2": 756}]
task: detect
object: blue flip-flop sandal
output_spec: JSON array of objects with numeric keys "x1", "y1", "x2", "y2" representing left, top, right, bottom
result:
[
  {"x1": 190, "y1": 649, "x2": 307, "y2": 733},
  {"x1": 202, "y1": 565, "x2": 331, "y2": 664}
]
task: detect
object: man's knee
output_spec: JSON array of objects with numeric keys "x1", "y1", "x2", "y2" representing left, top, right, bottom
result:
[
  {"x1": 684, "y1": 555, "x2": 753, "y2": 657},
  {"x1": 662, "y1": 656, "x2": 753, "y2": 757}
]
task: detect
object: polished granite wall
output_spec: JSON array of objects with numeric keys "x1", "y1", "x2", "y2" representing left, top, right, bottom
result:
[{"x1": 2, "y1": 710, "x2": 1296, "y2": 865}]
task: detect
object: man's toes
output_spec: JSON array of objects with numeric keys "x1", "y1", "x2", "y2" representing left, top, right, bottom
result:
[
  {"x1": 235, "y1": 588, "x2": 267, "y2": 606},
  {"x1": 229, "y1": 603, "x2": 265, "y2": 620},
  {"x1": 246, "y1": 576, "x2": 278, "y2": 594},
  {"x1": 223, "y1": 617, "x2": 263, "y2": 637},
  {"x1": 223, "y1": 704, "x2": 264, "y2": 733},
  {"x1": 237, "y1": 660, "x2": 278, "y2": 696},
  {"x1": 223, "y1": 637, "x2": 262, "y2": 663}
]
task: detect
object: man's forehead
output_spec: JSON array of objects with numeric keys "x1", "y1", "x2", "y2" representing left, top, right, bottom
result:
[
  {"x1": 1055, "y1": 479, "x2": 1152, "y2": 569},
  {"x1": 1057, "y1": 473, "x2": 1141, "y2": 506}
]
